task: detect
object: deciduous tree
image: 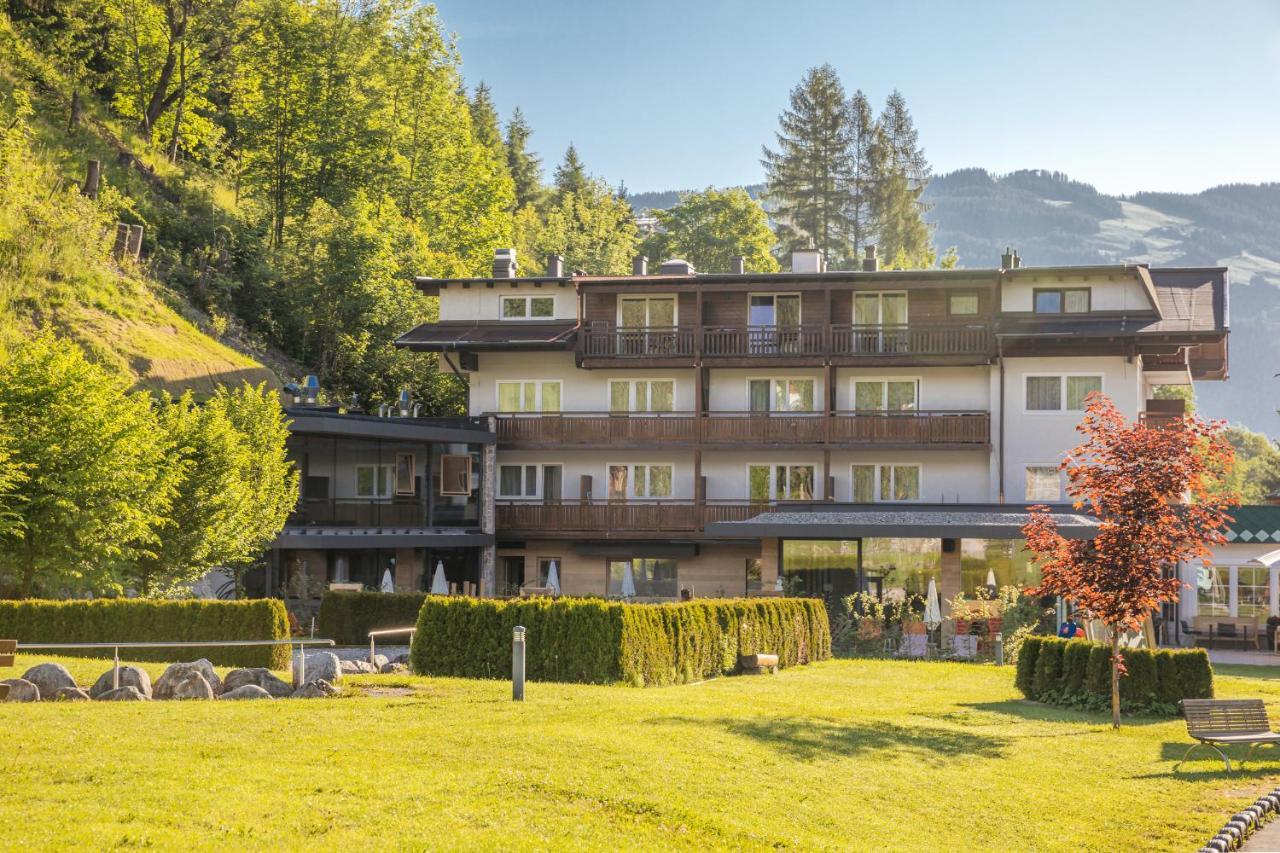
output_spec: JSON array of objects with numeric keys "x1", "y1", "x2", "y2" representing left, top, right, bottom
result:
[
  {"x1": 1023, "y1": 393, "x2": 1237, "y2": 727},
  {"x1": 642, "y1": 187, "x2": 778, "y2": 273}
]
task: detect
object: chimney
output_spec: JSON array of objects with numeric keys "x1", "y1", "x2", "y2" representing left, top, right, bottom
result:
[
  {"x1": 1013, "y1": 250, "x2": 1022, "y2": 269},
  {"x1": 730, "y1": 255, "x2": 746, "y2": 275},
  {"x1": 862, "y1": 245, "x2": 879, "y2": 272},
  {"x1": 546, "y1": 253, "x2": 564, "y2": 278},
  {"x1": 492, "y1": 248, "x2": 518, "y2": 278},
  {"x1": 791, "y1": 248, "x2": 825, "y2": 274},
  {"x1": 632, "y1": 255, "x2": 648, "y2": 276},
  {"x1": 1001, "y1": 247, "x2": 1015, "y2": 269},
  {"x1": 659, "y1": 258, "x2": 695, "y2": 275}
]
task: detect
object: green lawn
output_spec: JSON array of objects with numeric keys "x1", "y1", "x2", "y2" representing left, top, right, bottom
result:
[{"x1": 2, "y1": 654, "x2": 1278, "y2": 851}]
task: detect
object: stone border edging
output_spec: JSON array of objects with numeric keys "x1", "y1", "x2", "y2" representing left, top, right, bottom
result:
[{"x1": 1199, "y1": 788, "x2": 1280, "y2": 852}]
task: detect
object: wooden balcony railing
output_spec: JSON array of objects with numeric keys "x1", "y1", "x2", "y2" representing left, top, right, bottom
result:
[
  {"x1": 493, "y1": 411, "x2": 990, "y2": 447},
  {"x1": 495, "y1": 500, "x2": 778, "y2": 534},
  {"x1": 579, "y1": 322, "x2": 990, "y2": 360}
]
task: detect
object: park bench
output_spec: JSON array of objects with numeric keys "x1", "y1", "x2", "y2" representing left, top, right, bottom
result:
[
  {"x1": 1177, "y1": 699, "x2": 1280, "y2": 772},
  {"x1": 0, "y1": 639, "x2": 14, "y2": 700}
]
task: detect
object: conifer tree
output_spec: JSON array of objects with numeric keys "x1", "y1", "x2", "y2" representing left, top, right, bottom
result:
[
  {"x1": 504, "y1": 107, "x2": 543, "y2": 209},
  {"x1": 847, "y1": 89, "x2": 883, "y2": 258},
  {"x1": 761, "y1": 65, "x2": 859, "y2": 267},
  {"x1": 553, "y1": 143, "x2": 588, "y2": 198},
  {"x1": 468, "y1": 82, "x2": 506, "y2": 165},
  {"x1": 878, "y1": 89, "x2": 931, "y2": 190}
]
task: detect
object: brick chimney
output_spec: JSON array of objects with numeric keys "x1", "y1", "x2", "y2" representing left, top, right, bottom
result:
[
  {"x1": 632, "y1": 255, "x2": 648, "y2": 276},
  {"x1": 493, "y1": 248, "x2": 518, "y2": 278},
  {"x1": 862, "y1": 245, "x2": 879, "y2": 272},
  {"x1": 791, "y1": 248, "x2": 824, "y2": 274},
  {"x1": 546, "y1": 253, "x2": 564, "y2": 278}
]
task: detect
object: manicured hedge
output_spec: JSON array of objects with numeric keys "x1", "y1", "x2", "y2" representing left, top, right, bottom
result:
[
  {"x1": 0, "y1": 599, "x2": 291, "y2": 668},
  {"x1": 1015, "y1": 636, "x2": 1213, "y2": 715},
  {"x1": 409, "y1": 597, "x2": 832, "y2": 686},
  {"x1": 317, "y1": 591, "x2": 428, "y2": 646}
]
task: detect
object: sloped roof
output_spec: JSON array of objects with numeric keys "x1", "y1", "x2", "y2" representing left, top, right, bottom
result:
[
  {"x1": 1145, "y1": 268, "x2": 1228, "y2": 334},
  {"x1": 1224, "y1": 505, "x2": 1280, "y2": 543},
  {"x1": 395, "y1": 321, "x2": 578, "y2": 351},
  {"x1": 705, "y1": 503, "x2": 1099, "y2": 540}
]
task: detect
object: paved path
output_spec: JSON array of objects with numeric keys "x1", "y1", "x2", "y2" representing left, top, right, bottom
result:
[{"x1": 1241, "y1": 817, "x2": 1280, "y2": 851}]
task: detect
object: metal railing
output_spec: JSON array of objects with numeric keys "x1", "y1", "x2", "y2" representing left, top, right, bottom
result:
[
  {"x1": 367, "y1": 627, "x2": 416, "y2": 666},
  {"x1": 17, "y1": 638, "x2": 336, "y2": 692}
]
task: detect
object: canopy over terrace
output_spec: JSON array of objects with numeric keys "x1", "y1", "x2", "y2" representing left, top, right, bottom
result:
[{"x1": 706, "y1": 503, "x2": 1099, "y2": 611}]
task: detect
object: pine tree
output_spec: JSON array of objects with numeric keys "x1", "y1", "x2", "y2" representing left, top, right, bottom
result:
[
  {"x1": 761, "y1": 64, "x2": 858, "y2": 266},
  {"x1": 878, "y1": 89, "x2": 931, "y2": 190},
  {"x1": 847, "y1": 89, "x2": 882, "y2": 258},
  {"x1": 468, "y1": 82, "x2": 506, "y2": 164},
  {"x1": 553, "y1": 143, "x2": 588, "y2": 198},
  {"x1": 877, "y1": 168, "x2": 935, "y2": 269},
  {"x1": 504, "y1": 107, "x2": 543, "y2": 209}
]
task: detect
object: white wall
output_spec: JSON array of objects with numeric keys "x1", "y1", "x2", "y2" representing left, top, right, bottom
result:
[
  {"x1": 826, "y1": 450, "x2": 991, "y2": 503},
  {"x1": 833, "y1": 366, "x2": 990, "y2": 411},
  {"x1": 438, "y1": 282, "x2": 577, "y2": 323},
  {"x1": 467, "y1": 351, "x2": 697, "y2": 414},
  {"x1": 701, "y1": 450, "x2": 827, "y2": 500},
  {"x1": 1001, "y1": 276, "x2": 1152, "y2": 313},
  {"x1": 494, "y1": 449, "x2": 699, "y2": 501},
  {"x1": 707, "y1": 368, "x2": 825, "y2": 411}
]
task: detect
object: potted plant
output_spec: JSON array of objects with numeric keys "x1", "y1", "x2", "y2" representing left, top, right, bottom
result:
[{"x1": 1267, "y1": 616, "x2": 1280, "y2": 651}]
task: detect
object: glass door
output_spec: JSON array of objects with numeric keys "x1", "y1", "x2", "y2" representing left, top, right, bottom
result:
[
  {"x1": 542, "y1": 465, "x2": 562, "y2": 505},
  {"x1": 748, "y1": 294, "x2": 801, "y2": 353}
]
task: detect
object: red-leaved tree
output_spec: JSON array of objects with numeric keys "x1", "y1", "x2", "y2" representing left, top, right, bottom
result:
[{"x1": 1023, "y1": 393, "x2": 1237, "y2": 728}]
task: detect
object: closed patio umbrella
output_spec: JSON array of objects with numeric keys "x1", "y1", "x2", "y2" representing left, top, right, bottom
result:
[
  {"x1": 924, "y1": 578, "x2": 942, "y2": 630},
  {"x1": 430, "y1": 561, "x2": 449, "y2": 595},
  {"x1": 546, "y1": 560, "x2": 561, "y2": 596},
  {"x1": 621, "y1": 563, "x2": 637, "y2": 598},
  {"x1": 380, "y1": 569, "x2": 395, "y2": 593}
]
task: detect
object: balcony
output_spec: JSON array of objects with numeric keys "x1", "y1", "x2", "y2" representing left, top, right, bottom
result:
[
  {"x1": 496, "y1": 499, "x2": 773, "y2": 537},
  {"x1": 289, "y1": 498, "x2": 427, "y2": 528},
  {"x1": 579, "y1": 323, "x2": 991, "y2": 365},
  {"x1": 493, "y1": 411, "x2": 990, "y2": 449}
]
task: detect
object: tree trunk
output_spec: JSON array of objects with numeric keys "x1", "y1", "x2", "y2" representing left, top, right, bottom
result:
[
  {"x1": 1110, "y1": 632, "x2": 1121, "y2": 729},
  {"x1": 68, "y1": 89, "x2": 83, "y2": 131}
]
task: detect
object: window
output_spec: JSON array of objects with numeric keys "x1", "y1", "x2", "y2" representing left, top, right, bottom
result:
[
  {"x1": 1238, "y1": 566, "x2": 1271, "y2": 618},
  {"x1": 748, "y1": 378, "x2": 815, "y2": 412},
  {"x1": 748, "y1": 293, "x2": 801, "y2": 326},
  {"x1": 854, "y1": 292, "x2": 908, "y2": 325},
  {"x1": 1033, "y1": 288, "x2": 1090, "y2": 314},
  {"x1": 608, "y1": 558, "x2": 678, "y2": 598},
  {"x1": 749, "y1": 464, "x2": 815, "y2": 501},
  {"x1": 1025, "y1": 466, "x2": 1061, "y2": 502},
  {"x1": 500, "y1": 294, "x2": 554, "y2": 320},
  {"x1": 1197, "y1": 566, "x2": 1229, "y2": 617},
  {"x1": 608, "y1": 464, "x2": 672, "y2": 499},
  {"x1": 949, "y1": 292, "x2": 979, "y2": 315},
  {"x1": 609, "y1": 379, "x2": 675, "y2": 413},
  {"x1": 499, "y1": 464, "x2": 561, "y2": 500},
  {"x1": 497, "y1": 381, "x2": 561, "y2": 413},
  {"x1": 854, "y1": 379, "x2": 918, "y2": 411},
  {"x1": 1025, "y1": 375, "x2": 1101, "y2": 412},
  {"x1": 537, "y1": 557, "x2": 561, "y2": 587},
  {"x1": 745, "y1": 558, "x2": 763, "y2": 593},
  {"x1": 852, "y1": 464, "x2": 921, "y2": 502},
  {"x1": 355, "y1": 464, "x2": 393, "y2": 498},
  {"x1": 438, "y1": 455, "x2": 472, "y2": 496},
  {"x1": 619, "y1": 295, "x2": 676, "y2": 327}
]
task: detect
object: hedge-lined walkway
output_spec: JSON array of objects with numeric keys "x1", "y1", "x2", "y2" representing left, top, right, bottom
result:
[{"x1": 3, "y1": 654, "x2": 1280, "y2": 850}]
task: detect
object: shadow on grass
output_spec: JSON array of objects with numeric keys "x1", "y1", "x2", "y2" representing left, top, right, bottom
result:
[
  {"x1": 961, "y1": 699, "x2": 1172, "y2": 728},
  {"x1": 1214, "y1": 664, "x2": 1280, "y2": 682},
  {"x1": 646, "y1": 715, "x2": 1008, "y2": 761}
]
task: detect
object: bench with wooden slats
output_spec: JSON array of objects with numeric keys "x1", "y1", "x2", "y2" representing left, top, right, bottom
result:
[{"x1": 1178, "y1": 699, "x2": 1280, "y2": 772}]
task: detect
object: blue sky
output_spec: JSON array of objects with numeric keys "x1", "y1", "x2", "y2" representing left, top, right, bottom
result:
[{"x1": 434, "y1": 0, "x2": 1280, "y2": 196}]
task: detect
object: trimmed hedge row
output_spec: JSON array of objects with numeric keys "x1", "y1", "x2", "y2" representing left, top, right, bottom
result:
[
  {"x1": 317, "y1": 591, "x2": 428, "y2": 645},
  {"x1": 409, "y1": 596, "x2": 832, "y2": 686},
  {"x1": 1015, "y1": 636, "x2": 1213, "y2": 714},
  {"x1": 0, "y1": 599, "x2": 291, "y2": 668}
]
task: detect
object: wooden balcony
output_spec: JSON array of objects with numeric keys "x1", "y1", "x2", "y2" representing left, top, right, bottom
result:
[
  {"x1": 495, "y1": 499, "x2": 775, "y2": 537},
  {"x1": 493, "y1": 411, "x2": 990, "y2": 449},
  {"x1": 578, "y1": 322, "x2": 991, "y2": 366}
]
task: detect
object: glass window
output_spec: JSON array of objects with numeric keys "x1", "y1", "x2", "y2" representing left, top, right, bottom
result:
[
  {"x1": 1066, "y1": 376, "x2": 1102, "y2": 410},
  {"x1": 1197, "y1": 566, "x2": 1229, "y2": 617},
  {"x1": 854, "y1": 292, "x2": 908, "y2": 325},
  {"x1": 750, "y1": 293, "x2": 801, "y2": 326},
  {"x1": 607, "y1": 464, "x2": 672, "y2": 499},
  {"x1": 497, "y1": 381, "x2": 560, "y2": 413},
  {"x1": 1238, "y1": 566, "x2": 1271, "y2": 619},
  {"x1": 1026, "y1": 376, "x2": 1062, "y2": 411},
  {"x1": 745, "y1": 558, "x2": 763, "y2": 593},
  {"x1": 439, "y1": 455, "x2": 471, "y2": 496},
  {"x1": 608, "y1": 558, "x2": 678, "y2": 598},
  {"x1": 861, "y1": 538, "x2": 941, "y2": 600},
  {"x1": 1063, "y1": 289, "x2": 1090, "y2": 313},
  {"x1": 960, "y1": 539, "x2": 1042, "y2": 594},
  {"x1": 852, "y1": 465, "x2": 875, "y2": 502},
  {"x1": 537, "y1": 557, "x2": 561, "y2": 586},
  {"x1": 949, "y1": 293, "x2": 979, "y2": 315},
  {"x1": 853, "y1": 464, "x2": 919, "y2": 501},
  {"x1": 620, "y1": 296, "x2": 676, "y2": 327},
  {"x1": 854, "y1": 380, "x2": 918, "y2": 411},
  {"x1": 610, "y1": 380, "x2": 675, "y2": 413},
  {"x1": 498, "y1": 465, "x2": 539, "y2": 498},
  {"x1": 501, "y1": 295, "x2": 556, "y2": 319},
  {"x1": 1034, "y1": 288, "x2": 1089, "y2": 314},
  {"x1": 501, "y1": 296, "x2": 527, "y2": 318},
  {"x1": 748, "y1": 464, "x2": 815, "y2": 501},
  {"x1": 530, "y1": 297, "x2": 554, "y2": 317},
  {"x1": 750, "y1": 378, "x2": 815, "y2": 412},
  {"x1": 1034, "y1": 290, "x2": 1062, "y2": 314},
  {"x1": 355, "y1": 465, "x2": 392, "y2": 498},
  {"x1": 1025, "y1": 466, "x2": 1061, "y2": 501}
]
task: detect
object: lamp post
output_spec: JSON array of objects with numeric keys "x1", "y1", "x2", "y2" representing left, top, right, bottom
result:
[{"x1": 512, "y1": 626, "x2": 526, "y2": 701}]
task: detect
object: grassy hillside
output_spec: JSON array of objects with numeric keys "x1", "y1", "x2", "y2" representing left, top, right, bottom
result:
[{"x1": 0, "y1": 13, "x2": 277, "y2": 395}]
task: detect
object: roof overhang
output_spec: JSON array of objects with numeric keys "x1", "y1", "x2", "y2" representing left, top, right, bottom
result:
[
  {"x1": 394, "y1": 321, "x2": 579, "y2": 352},
  {"x1": 704, "y1": 503, "x2": 1099, "y2": 540},
  {"x1": 286, "y1": 409, "x2": 495, "y2": 444},
  {"x1": 274, "y1": 529, "x2": 494, "y2": 549}
]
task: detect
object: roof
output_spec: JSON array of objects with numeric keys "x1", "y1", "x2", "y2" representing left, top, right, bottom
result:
[
  {"x1": 286, "y1": 408, "x2": 495, "y2": 444},
  {"x1": 395, "y1": 321, "x2": 578, "y2": 351},
  {"x1": 275, "y1": 529, "x2": 493, "y2": 549},
  {"x1": 1146, "y1": 268, "x2": 1228, "y2": 334},
  {"x1": 1224, "y1": 505, "x2": 1280, "y2": 543},
  {"x1": 704, "y1": 502, "x2": 1099, "y2": 540}
]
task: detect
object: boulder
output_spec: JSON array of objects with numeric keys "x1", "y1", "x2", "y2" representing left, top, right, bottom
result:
[
  {"x1": 163, "y1": 671, "x2": 215, "y2": 700},
  {"x1": 371, "y1": 654, "x2": 389, "y2": 670},
  {"x1": 154, "y1": 660, "x2": 221, "y2": 698},
  {"x1": 219, "y1": 684, "x2": 273, "y2": 701},
  {"x1": 292, "y1": 651, "x2": 341, "y2": 687},
  {"x1": 97, "y1": 686, "x2": 148, "y2": 701},
  {"x1": 220, "y1": 668, "x2": 294, "y2": 698},
  {"x1": 391, "y1": 653, "x2": 410, "y2": 665},
  {"x1": 55, "y1": 686, "x2": 92, "y2": 701},
  {"x1": 339, "y1": 659, "x2": 377, "y2": 675},
  {"x1": 89, "y1": 666, "x2": 152, "y2": 700},
  {"x1": 1, "y1": 678, "x2": 40, "y2": 702},
  {"x1": 379, "y1": 662, "x2": 408, "y2": 675},
  {"x1": 21, "y1": 662, "x2": 77, "y2": 700},
  {"x1": 291, "y1": 678, "x2": 340, "y2": 699}
]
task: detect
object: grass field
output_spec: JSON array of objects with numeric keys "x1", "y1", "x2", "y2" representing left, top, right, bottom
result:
[{"x1": 3, "y1": 654, "x2": 1278, "y2": 851}]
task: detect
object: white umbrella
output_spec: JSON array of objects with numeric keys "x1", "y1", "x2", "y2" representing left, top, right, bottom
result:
[
  {"x1": 430, "y1": 561, "x2": 449, "y2": 595},
  {"x1": 775, "y1": 574, "x2": 784, "y2": 592},
  {"x1": 380, "y1": 568, "x2": 395, "y2": 593},
  {"x1": 985, "y1": 569, "x2": 998, "y2": 588},
  {"x1": 546, "y1": 560, "x2": 561, "y2": 596},
  {"x1": 621, "y1": 563, "x2": 637, "y2": 598},
  {"x1": 924, "y1": 577, "x2": 942, "y2": 630}
]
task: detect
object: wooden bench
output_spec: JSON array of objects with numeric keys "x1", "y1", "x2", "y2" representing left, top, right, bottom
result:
[
  {"x1": 1177, "y1": 699, "x2": 1280, "y2": 772},
  {"x1": 739, "y1": 653, "x2": 778, "y2": 674}
]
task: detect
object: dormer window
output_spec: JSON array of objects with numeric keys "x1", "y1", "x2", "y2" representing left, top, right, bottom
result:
[
  {"x1": 1033, "y1": 287, "x2": 1090, "y2": 314},
  {"x1": 501, "y1": 295, "x2": 554, "y2": 319}
]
